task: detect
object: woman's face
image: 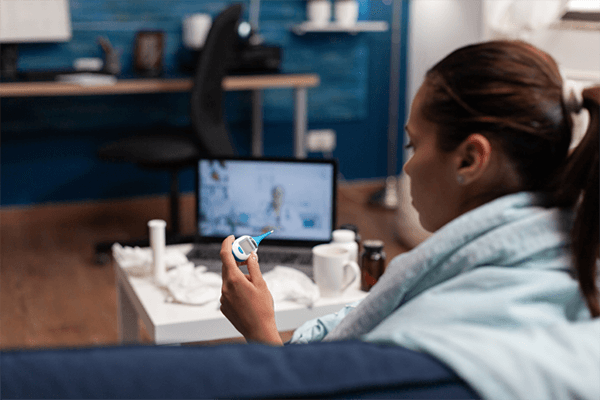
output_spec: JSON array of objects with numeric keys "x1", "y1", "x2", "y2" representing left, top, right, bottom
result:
[{"x1": 403, "y1": 83, "x2": 462, "y2": 232}]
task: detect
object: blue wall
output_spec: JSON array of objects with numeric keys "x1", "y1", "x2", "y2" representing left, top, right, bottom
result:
[{"x1": 1, "y1": 0, "x2": 409, "y2": 206}]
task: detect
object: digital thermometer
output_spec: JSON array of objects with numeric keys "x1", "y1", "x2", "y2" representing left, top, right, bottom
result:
[{"x1": 232, "y1": 230, "x2": 274, "y2": 262}]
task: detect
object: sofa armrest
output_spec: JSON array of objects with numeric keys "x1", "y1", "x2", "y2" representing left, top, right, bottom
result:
[{"x1": 1, "y1": 341, "x2": 478, "y2": 399}]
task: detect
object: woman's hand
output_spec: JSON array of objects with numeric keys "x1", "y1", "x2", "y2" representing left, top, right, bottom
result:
[{"x1": 219, "y1": 235, "x2": 283, "y2": 345}]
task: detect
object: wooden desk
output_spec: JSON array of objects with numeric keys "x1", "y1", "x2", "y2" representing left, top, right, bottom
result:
[{"x1": 0, "y1": 74, "x2": 320, "y2": 158}]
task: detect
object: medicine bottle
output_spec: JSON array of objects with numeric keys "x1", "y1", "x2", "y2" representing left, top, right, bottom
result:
[
  {"x1": 360, "y1": 240, "x2": 386, "y2": 291},
  {"x1": 339, "y1": 223, "x2": 361, "y2": 247},
  {"x1": 331, "y1": 229, "x2": 359, "y2": 264}
]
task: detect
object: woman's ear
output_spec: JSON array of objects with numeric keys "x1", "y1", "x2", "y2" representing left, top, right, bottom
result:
[{"x1": 455, "y1": 134, "x2": 492, "y2": 184}]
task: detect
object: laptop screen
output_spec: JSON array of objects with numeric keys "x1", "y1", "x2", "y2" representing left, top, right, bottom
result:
[{"x1": 196, "y1": 157, "x2": 337, "y2": 244}]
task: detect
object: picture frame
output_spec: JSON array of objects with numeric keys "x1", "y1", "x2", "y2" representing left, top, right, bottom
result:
[{"x1": 133, "y1": 30, "x2": 164, "y2": 77}]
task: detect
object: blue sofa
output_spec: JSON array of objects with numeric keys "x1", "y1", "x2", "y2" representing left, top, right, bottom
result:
[{"x1": 1, "y1": 340, "x2": 478, "y2": 399}]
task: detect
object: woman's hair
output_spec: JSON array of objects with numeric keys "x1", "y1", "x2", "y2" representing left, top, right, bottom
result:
[{"x1": 422, "y1": 40, "x2": 600, "y2": 317}]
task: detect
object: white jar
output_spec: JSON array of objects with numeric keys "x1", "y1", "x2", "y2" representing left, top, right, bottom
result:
[
  {"x1": 307, "y1": 0, "x2": 332, "y2": 27},
  {"x1": 334, "y1": 0, "x2": 359, "y2": 27},
  {"x1": 331, "y1": 229, "x2": 359, "y2": 264}
]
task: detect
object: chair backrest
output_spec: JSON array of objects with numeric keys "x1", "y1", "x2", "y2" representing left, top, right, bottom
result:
[{"x1": 190, "y1": 4, "x2": 242, "y2": 156}]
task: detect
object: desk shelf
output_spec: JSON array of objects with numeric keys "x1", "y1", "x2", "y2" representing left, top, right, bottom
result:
[
  {"x1": 0, "y1": 74, "x2": 320, "y2": 97},
  {"x1": 0, "y1": 74, "x2": 320, "y2": 158},
  {"x1": 292, "y1": 21, "x2": 389, "y2": 35}
]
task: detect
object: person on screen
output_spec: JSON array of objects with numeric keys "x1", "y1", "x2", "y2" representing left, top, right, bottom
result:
[{"x1": 252, "y1": 185, "x2": 304, "y2": 234}]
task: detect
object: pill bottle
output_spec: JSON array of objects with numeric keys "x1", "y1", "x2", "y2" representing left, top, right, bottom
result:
[
  {"x1": 148, "y1": 219, "x2": 168, "y2": 287},
  {"x1": 360, "y1": 240, "x2": 386, "y2": 291},
  {"x1": 339, "y1": 223, "x2": 361, "y2": 255},
  {"x1": 331, "y1": 229, "x2": 358, "y2": 264}
]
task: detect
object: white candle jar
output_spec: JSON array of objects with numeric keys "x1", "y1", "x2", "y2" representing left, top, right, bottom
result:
[{"x1": 334, "y1": 0, "x2": 359, "y2": 27}]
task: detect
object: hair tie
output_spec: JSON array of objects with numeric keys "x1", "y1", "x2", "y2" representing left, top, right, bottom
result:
[{"x1": 562, "y1": 79, "x2": 584, "y2": 114}]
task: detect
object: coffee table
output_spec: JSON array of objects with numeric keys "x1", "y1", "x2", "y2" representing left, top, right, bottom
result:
[{"x1": 115, "y1": 244, "x2": 368, "y2": 344}]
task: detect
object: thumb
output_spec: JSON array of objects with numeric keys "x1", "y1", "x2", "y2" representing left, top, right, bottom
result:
[{"x1": 246, "y1": 252, "x2": 264, "y2": 282}]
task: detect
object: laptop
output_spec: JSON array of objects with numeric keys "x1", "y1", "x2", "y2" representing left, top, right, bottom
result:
[{"x1": 186, "y1": 156, "x2": 338, "y2": 278}]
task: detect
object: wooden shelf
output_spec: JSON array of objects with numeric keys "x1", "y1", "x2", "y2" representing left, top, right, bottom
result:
[
  {"x1": 0, "y1": 74, "x2": 320, "y2": 97},
  {"x1": 292, "y1": 21, "x2": 389, "y2": 35},
  {"x1": 550, "y1": 19, "x2": 600, "y2": 31}
]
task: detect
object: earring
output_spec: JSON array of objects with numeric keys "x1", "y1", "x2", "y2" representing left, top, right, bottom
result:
[{"x1": 457, "y1": 175, "x2": 465, "y2": 185}]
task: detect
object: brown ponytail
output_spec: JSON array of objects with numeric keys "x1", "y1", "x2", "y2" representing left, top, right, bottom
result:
[
  {"x1": 554, "y1": 87, "x2": 600, "y2": 317},
  {"x1": 422, "y1": 40, "x2": 599, "y2": 317}
]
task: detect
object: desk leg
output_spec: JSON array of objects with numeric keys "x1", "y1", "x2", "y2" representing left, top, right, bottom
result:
[
  {"x1": 294, "y1": 87, "x2": 308, "y2": 159},
  {"x1": 252, "y1": 89, "x2": 264, "y2": 157},
  {"x1": 117, "y1": 280, "x2": 139, "y2": 344}
]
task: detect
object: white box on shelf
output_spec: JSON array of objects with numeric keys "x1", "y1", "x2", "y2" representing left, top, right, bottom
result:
[
  {"x1": 307, "y1": 129, "x2": 336, "y2": 152},
  {"x1": 292, "y1": 20, "x2": 389, "y2": 35}
]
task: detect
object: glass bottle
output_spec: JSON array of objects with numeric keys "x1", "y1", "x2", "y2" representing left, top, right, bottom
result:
[{"x1": 360, "y1": 240, "x2": 386, "y2": 291}]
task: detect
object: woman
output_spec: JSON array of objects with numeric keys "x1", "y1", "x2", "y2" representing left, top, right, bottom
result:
[{"x1": 219, "y1": 40, "x2": 600, "y2": 398}]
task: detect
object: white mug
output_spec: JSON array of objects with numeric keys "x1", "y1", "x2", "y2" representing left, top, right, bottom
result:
[
  {"x1": 312, "y1": 244, "x2": 360, "y2": 297},
  {"x1": 307, "y1": 0, "x2": 332, "y2": 27},
  {"x1": 183, "y1": 14, "x2": 212, "y2": 49}
]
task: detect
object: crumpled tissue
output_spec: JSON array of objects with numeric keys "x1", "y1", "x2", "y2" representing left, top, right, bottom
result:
[
  {"x1": 263, "y1": 266, "x2": 320, "y2": 307},
  {"x1": 112, "y1": 243, "x2": 321, "y2": 307},
  {"x1": 112, "y1": 243, "x2": 188, "y2": 276},
  {"x1": 165, "y1": 265, "x2": 320, "y2": 307},
  {"x1": 165, "y1": 262, "x2": 223, "y2": 306}
]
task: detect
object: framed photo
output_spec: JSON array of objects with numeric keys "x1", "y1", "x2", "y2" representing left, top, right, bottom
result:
[{"x1": 133, "y1": 31, "x2": 164, "y2": 77}]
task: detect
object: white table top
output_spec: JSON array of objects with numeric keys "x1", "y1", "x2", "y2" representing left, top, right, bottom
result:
[{"x1": 115, "y1": 244, "x2": 368, "y2": 344}]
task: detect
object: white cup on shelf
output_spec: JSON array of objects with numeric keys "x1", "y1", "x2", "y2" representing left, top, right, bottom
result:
[
  {"x1": 183, "y1": 13, "x2": 212, "y2": 49},
  {"x1": 307, "y1": 0, "x2": 332, "y2": 27},
  {"x1": 312, "y1": 243, "x2": 360, "y2": 297},
  {"x1": 334, "y1": 0, "x2": 359, "y2": 27}
]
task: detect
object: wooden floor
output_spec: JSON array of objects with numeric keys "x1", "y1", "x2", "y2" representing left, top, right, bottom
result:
[{"x1": 0, "y1": 181, "x2": 409, "y2": 350}]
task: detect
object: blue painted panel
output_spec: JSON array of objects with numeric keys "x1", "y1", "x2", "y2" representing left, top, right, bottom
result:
[{"x1": 1, "y1": 0, "x2": 408, "y2": 206}]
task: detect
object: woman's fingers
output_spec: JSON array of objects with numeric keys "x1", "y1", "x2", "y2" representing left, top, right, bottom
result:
[
  {"x1": 220, "y1": 235, "x2": 243, "y2": 280},
  {"x1": 218, "y1": 236, "x2": 280, "y2": 345},
  {"x1": 245, "y1": 252, "x2": 264, "y2": 283}
]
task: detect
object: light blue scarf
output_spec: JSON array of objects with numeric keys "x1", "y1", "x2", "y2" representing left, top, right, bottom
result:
[
  {"x1": 293, "y1": 192, "x2": 600, "y2": 399},
  {"x1": 324, "y1": 191, "x2": 580, "y2": 341}
]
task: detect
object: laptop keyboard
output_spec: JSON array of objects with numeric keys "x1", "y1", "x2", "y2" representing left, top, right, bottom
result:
[
  {"x1": 186, "y1": 244, "x2": 314, "y2": 278},
  {"x1": 186, "y1": 244, "x2": 222, "y2": 261},
  {"x1": 257, "y1": 247, "x2": 313, "y2": 266}
]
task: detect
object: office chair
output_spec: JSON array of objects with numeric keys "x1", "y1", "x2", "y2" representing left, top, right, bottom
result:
[{"x1": 94, "y1": 4, "x2": 242, "y2": 264}]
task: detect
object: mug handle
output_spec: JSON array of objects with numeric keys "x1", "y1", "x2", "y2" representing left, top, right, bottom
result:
[{"x1": 341, "y1": 261, "x2": 361, "y2": 292}]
